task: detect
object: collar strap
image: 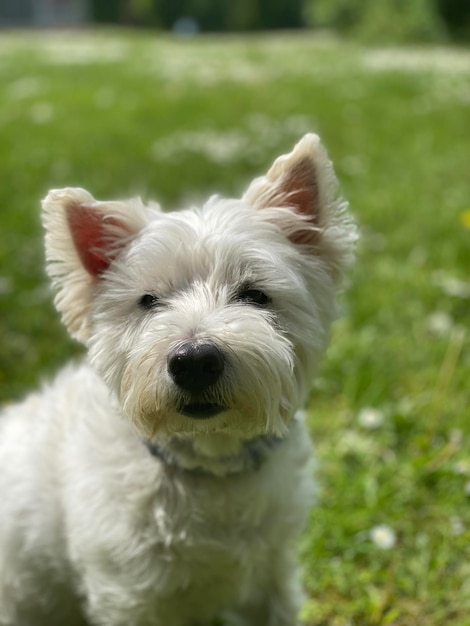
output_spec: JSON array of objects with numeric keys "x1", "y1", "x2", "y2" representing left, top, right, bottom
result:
[{"x1": 144, "y1": 434, "x2": 283, "y2": 477}]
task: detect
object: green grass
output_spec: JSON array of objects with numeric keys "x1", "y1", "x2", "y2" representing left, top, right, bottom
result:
[{"x1": 1, "y1": 30, "x2": 470, "y2": 625}]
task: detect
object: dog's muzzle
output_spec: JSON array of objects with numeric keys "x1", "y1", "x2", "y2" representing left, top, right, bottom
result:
[{"x1": 167, "y1": 341, "x2": 226, "y2": 419}]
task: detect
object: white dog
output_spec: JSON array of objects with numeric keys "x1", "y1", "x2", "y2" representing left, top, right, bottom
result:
[{"x1": 0, "y1": 134, "x2": 356, "y2": 626}]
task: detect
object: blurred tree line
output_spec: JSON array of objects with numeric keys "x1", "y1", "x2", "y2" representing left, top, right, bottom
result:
[
  {"x1": 91, "y1": 0, "x2": 303, "y2": 31},
  {"x1": 90, "y1": 0, "x2": 470, "y2": 42}
]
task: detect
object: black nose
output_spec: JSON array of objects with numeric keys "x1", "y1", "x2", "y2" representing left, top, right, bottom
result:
[{"x1": 167, "y1": 341, "x2": 224, "y2": 395}]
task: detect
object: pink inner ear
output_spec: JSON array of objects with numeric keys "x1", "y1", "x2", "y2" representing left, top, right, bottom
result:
[
  {"x1": 280, "y1": 157, "x2": 320, "y2": 246},
  {"x1": 67, "y1": 206, "x2": 117, "y2": 277},
  {"x1": 284, "y1": 158, "x2": 319, "y2": 223}
]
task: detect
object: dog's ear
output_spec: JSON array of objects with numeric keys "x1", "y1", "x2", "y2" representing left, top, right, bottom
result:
[
  {"x1": 42, "y1": 188, "x2": 150, "y2": 342},
  {"x1": 243, "y1": 134, "x2": 356, "y2": 280}
]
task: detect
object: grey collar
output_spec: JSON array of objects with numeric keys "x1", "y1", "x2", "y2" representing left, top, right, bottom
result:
[{"x1": 144, "y1": 434, "x2": 283, "y2": 477}]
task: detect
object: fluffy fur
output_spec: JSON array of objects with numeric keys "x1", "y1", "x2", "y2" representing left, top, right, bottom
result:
[{"x1": 0, "y1": 134, "x2": 356, "y2": 626}]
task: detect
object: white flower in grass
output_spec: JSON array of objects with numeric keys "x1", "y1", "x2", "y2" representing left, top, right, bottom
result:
[
  {"x1": 370, "y1": 524, "x2": 396, "y2": 550},
  {"x1": 357, "y1": 407, "x2": 384, "y2": 429},
  {"x1": 362, "y1": 49, "x2": 470, "y2": 74},
  {"x1": 7, "y1": 77, "x2": 43, "y2": 100},
  {"x1": 450, "y1": 516, "x2": 465, "y2": 536},
  {"x1": 453, "y1": 460, "x2": 470, "y2": 476},
  {"x1": 336, "y1": 431, "x2": 379, "y2": 457},
  {"x1": 432, "y1": 271, "x2": 470, "y2": 299},
  {"x1": 30, "y1": 102, "x2": 54, "y2": 124},
  {"x1": 426, "y1": 311, "x2": 453, "y2": 336}
]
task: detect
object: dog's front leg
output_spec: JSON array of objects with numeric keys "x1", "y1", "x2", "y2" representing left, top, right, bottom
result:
[
  {"x1": 77, "y1": 566, "x2": 187, "y2": 626},
  {"x1": 225, "y1": 553, "x2": 305, "y2": 626},
  {"x1": 225, "y1": 595, "x2": 302, "y2": 626}
]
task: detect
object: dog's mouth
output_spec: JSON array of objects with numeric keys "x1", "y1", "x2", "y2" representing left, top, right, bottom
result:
[{"x1": 180, "y1": 402, "x2": 226, "y2": 419}]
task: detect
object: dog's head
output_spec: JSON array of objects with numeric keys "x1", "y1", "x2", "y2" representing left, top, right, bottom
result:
[{"x1": 42, "y1": 134, "x2": 356, "y2": 446}]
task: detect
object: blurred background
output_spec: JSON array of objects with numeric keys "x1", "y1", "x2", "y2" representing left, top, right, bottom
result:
[
  {"x1": 0, "y1": 0, "x2": 469, "y2": 42},
  {"x1": 0, "y1": 1, "x2": 469, "y2": 625}
]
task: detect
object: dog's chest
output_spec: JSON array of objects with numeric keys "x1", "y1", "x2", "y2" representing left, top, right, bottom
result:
[{"x1": 145, "y1": 469, "x2": 283, "y2": 608}]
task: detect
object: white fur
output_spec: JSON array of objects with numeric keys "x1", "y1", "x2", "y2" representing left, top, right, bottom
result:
[{"x1": 0, "y1": 134, "x2": 356, "y2": 626}]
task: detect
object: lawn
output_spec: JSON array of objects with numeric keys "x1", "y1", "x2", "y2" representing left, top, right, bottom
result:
[{"x1": 0, "y1": 30, "x2": 469, "y2": 625}]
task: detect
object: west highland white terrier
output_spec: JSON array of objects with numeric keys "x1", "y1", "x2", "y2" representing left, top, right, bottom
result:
[{"x1": 0, "y1": 134, "x2": 356, "y2": 626}]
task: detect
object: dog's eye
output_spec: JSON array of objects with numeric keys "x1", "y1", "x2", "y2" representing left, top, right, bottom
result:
[
  {"x1": 139, "y1": 294, "x2": 160, "y2": 310},
  {"x1": 236, "y1": 289, "x2": 271, "y2": 308}
]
